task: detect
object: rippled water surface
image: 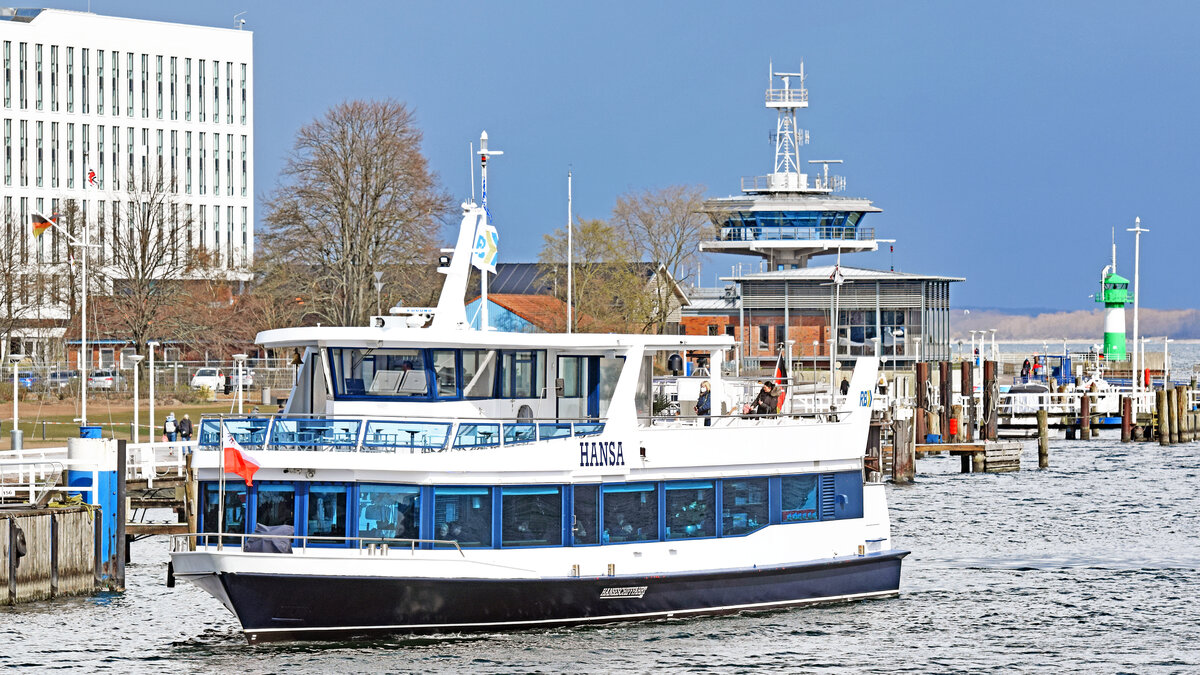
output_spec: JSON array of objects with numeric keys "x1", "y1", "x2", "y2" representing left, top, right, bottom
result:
[{"x1": 3, "y1": 435, "x2": 1198, "y2": 673}]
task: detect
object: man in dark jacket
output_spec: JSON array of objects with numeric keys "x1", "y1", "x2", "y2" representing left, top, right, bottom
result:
[
  {"x1": 750, "y1": 381, "x2": 779, "y2": 416},
  {"x1": 177, "y1": 414, "x2": 194, "y2": 441}
]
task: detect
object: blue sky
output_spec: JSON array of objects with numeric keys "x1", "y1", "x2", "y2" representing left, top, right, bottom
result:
[{"x1": 65, "y1": 1, "x2": 1200, "y2": 310}]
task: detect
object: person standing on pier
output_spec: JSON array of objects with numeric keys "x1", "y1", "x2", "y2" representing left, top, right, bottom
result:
[
  {"x1": 164, "y1": 412, "x2": 178, "y2": 442},
  {"x1": 178, "y1": 414, "x2": 194, "y2": 442}
]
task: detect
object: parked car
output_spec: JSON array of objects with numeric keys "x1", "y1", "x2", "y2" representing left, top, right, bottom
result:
[
  {"x1": 88, "y1": 369, "x2": 125, "y2": 390},
  {"x1": 229, "y1": 369, "x2": 255, "y2": 390},
  {"x1": 44, "y1": 370, "x2": 79, "y2": 390},
  {"x1": 16, "y1": 371, "x2": 38, "y2": 390},
  {"x1": 190, "y1": 367, "x2": 226, "y2": 392}
]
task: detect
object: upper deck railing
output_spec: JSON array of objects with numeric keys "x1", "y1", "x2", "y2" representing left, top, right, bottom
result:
[
  {"x1": 717, "y1": 225, "x2": 875, "y2": 242},
  {"x1": 765, "y1": 87, "x2": 808, "y2": 106}
]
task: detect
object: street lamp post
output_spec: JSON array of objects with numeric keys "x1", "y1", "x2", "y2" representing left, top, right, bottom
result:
[
  {"x1": 233, "y1": 353, "x2": 248, "y2": 415},
  {"x1": 811, "y1": 340, "x2": 819, "y2": 410},
  {"x1": 1164, "y1": 338, "x2": 1174, "y2": 385},
  {"x1": 989, "y1": 329, "x2": 998, "y2": 363},
  {"x1": 147, "y1": 340, "x2": 159, "y2": 443},
  {"x1": 128, "y1": 354, "x2": 145, "y2": 443},
  {"x1": 9, "y1": 353, "x2": 24, "y2": 459},
  {"x1": 1128, "y1": 217, "x2": 1148, "y2": 402}
]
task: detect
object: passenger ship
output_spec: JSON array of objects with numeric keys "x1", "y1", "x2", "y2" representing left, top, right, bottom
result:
[{"x1": 169, "y1": 204, "x2": 908, "y2": 644}]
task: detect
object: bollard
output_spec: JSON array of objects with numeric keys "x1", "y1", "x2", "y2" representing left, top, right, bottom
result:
[
  {"x1": 1079, "y1": 393, "x2": 1091, "y2": 441},
  {"x1": 1037, "y1": 408, "x2": 1049, "y2": 468},
  {"x1": 1120, "y1": 396, "x2": 1132, "y2": 443},
  {"x1": 1168, "y1": 387, "x2": 1180, "y2": 444},
  {"x1": 1157, "y1": 390, "x2": 1170, "y2": 446}
]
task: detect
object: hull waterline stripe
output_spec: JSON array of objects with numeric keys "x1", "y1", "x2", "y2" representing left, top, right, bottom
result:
[{"x1": 242, "y1": 589, "x2": 898, "y2": 635}]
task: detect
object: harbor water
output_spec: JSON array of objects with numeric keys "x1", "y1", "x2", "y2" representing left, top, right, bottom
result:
[{"x1": 3, "y1": 435, "x2": 1198, "y2": 673}]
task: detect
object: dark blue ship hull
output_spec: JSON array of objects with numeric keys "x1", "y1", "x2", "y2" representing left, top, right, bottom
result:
[{"x1": 202, "y1": 550, "x2": 908, "y2": 643}]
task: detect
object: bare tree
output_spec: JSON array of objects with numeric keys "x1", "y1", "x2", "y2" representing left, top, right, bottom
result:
[
  {"x1": 539, "y1": 218, "x2": 650, "y2": 332},
  {"x1": 611, "y1": 185, "x2": 708, "y2": 333},
  {"x1": 103, "y1": 170, "x2": 201, "y2": 354},
  {"x1": 260, "y1": 100, "x2": 452, "y2": 328}
]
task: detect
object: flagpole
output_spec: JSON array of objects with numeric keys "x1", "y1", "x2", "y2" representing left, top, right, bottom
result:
[
  {"x1": 217, "y1": 418, "x2": 225, "y2": 551},
  {"x1": 80, "y1": 201, "x2": 89, "y2": 428}
]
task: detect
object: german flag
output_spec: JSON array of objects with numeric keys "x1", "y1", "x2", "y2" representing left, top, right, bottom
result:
[{"x1": 31, "y1": 211, "x2": 56, "y2": 238}]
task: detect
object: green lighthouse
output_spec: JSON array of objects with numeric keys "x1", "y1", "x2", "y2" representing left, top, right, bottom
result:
[{"x1": 1096, "y1": 268, "x2": 1129, "y2": 361}]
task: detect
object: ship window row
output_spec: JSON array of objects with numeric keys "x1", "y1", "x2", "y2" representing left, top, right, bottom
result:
[
  {"x1": 1, "y1": 42, "x2": 247, "y2": 125},
  {"x1": 328, "y1": 347, "x2": 547, "y2": 402},
  {"x1": 719, "y1": 211, "x2": 866, "y2": 241},
  {"x1": 198, "y1": 472, "x2": 864, "y2": 550},
  {"x1": 198, "y1": 416, "x2": 606, "y2": 453}
]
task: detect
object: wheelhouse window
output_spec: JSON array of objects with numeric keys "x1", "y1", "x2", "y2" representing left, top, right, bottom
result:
[
  {"x1": 500, "y1": 350, "x2": 543, "y2": 398},
  {"x1": 330, "y1": 347, "x2": 428, "y2": 398},
  {"x1": 665, "y1": 480, "x2": 715, "y2": 539},
  {"x1": 781, "y1": 475, "x2": 819, "y2": 523},
  {"x1": 722, "y1": 478, "x2": 768, "y2": 536},
  {"x1": 434, "y1": 487, "x2": 492, "y2": 548},
  {"x1": 462, "y1": 349, "x2": 497, "y2": 398},
  {"x1": 501, "y1": 486, "x2": 562, "y2": 547},
  {"x1": 432, "y1": 349, "x2": 456, "y2": 398},
  {"x1": 358, "y1": 484, "x2": 420, "y2": 540},
  {"x1": 602, "y1": 483, "x2": 658, "y2": 543}
]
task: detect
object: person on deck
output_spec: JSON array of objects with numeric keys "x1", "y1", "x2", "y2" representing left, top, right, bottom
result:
[
  {"x1": 749, "y1": 381, "x2": 779, "y2": 417},
  {"x1": 695, "y1": 381, "x2": 712, "y2": 426},
  {"x1": 840, "y1": 378, "x2": 851, "y2": 396}
]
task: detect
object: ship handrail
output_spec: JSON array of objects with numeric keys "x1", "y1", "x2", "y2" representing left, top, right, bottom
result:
[{"x1": 172, "y1": 531, "x2": 467, "y2": 557}]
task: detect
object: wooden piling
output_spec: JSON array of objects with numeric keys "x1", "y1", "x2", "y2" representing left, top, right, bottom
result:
[
  {"x1": 1181, "y1": 388, "x2": 1192, "y2": 443},
  {"x1": 1, "y1": 508, "x2": 96, "y2": 606},
  {"x1": 891, "y1": 413, "x2": 915, "y2": 484},
  {"x1": 915, "y1": 362, "x2": 929, "y2": 444},
  {"x1": 1157, "y1": 389, "x2": 1170, "y2": 446},
  {"x1": 1120, "y1": 396, "x2": 1132, "y2": 443},
  {"x1": 951, "y1": 404, "x2": 964, "y2": 442},
  {"x1": 1081, "y1": 393, "x2": 1092, "y2": 440},
  {"x1": 983, "y1": 360, "x2": 998, "y2": 441},
  {"x1": 1169, "y1": 387, "x2": 1180, "y2": 444},
  {"x1": 961, "y1": 362, "x2": 975, "y2": 442},
  {"x1": 1037, "y1": 408, "x2": 1049, "y2": 468}
]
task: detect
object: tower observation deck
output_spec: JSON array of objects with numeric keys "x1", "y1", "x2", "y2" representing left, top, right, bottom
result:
[{"x1": 700, "y1": 64, "x2": 882, "y2": 269}]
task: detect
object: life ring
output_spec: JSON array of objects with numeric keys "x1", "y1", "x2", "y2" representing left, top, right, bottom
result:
[{"x1": 13, "y1": 524, "x2": 27, "y2": 558}]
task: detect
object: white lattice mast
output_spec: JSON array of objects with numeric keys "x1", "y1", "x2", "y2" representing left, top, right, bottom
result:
[{"x1": 765, "y1": 62, "x2": 809, "y2": 190}]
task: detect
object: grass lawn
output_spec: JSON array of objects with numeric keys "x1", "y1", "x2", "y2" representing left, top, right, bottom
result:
[{"x1": 3, "y1": 398, "x2": 251, "y2": 448}]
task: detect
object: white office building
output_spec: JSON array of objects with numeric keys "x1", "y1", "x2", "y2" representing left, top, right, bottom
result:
[{"x1": 0, "y1": 8, "x2": 253, "y2": 355}]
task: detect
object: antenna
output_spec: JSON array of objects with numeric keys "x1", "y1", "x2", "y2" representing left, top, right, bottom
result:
[
  {"x1": 469, "y1": 142, "x2": 475, "y2": 202},
  {"x1": 233, "y1": 11, "x2": 247, "y2": 29},
  {"x1": 1111, "y1": 227, "x2": 1116, "y2": 273}
]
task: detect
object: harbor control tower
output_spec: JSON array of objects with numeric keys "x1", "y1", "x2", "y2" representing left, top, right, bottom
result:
[{"x1": 699, "y1": 65, "x2": 883, "y2": 270}]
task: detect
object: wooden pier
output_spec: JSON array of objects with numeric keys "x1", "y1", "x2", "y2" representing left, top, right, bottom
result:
[{"x1": 1, "y1": 506, "x2": 98, "y2": 605}]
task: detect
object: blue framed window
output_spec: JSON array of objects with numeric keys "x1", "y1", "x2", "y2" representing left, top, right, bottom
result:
[
  {"x1": 665, "y1": 480, "x2": 715, "y2": 540},
  {"x1": 454, "y1": 423, "x2": 500, "y2": 449},
  {"x1": 537, "y1": 423, "x2": 573, "y2": 440},
  {"x1": 722, "y1": 477, "x2": 769, "y2": 536},
  {"x1": 307, "y1": 483, "x2": 349, "y2": 546},
  {"x1": 499, "y1": 350, "x2": 544, "y2": 398},
  {"x1": 200, "y1": 481, "x2": 246, "y2": 544},
  {"x1": 197, "y1": 417, "x2": 270, "y2": 447},
  {"x1": 780, "y1": 475, "x2": 819, "y2": 523},
  {"x1": 434, "y1": 487, "x2": 492, "y2": 547},
  {"x1": 358, "y1": 484, "x2": 420, "y2": 540},
  {"x1": 572, "y1": 484, "x2": 600, "y2": 545},
  {"x1": 255, "y1": 482, "x2": 296, "y2": 530},
  {"x1": 362, "y1": 420, "x2": 450, "y2": 452},
  {"x1": 462, "y1": 349, "x2": 499, "y2": 398},
  {"x1": 601, "y1": 483, "x2": 657, "y2": 543},
  {"x1": 501, "y1": 486, "x2": 563, "y2": 547},
  {"x1": 329, "y1": 347, "x2": 430, "y2": 399},
  {"x1": 431, "y1": 349, "x2": 458, "y2": 398},
  {"x1": 268, "y1": 417, "x2": 360, "y2": 450},
  {"x1": 503, "y1": 422, "x2": 536, "y2": 445}
]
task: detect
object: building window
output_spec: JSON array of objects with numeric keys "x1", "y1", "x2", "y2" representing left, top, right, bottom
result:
[
  {"x1": 34, "y1": 44, "x2": 41, "y2": 110},
  {"x1": 49, "y1": 121, "x2": 57, "y2": 187},
  {"x1": 80, "y1": 47, "x2": 88, "y2": 113},
  {"x1": 758, "y1": 324, "x2": 769, "y2": 350},
  {"x1": 126, "y1": 127, "x2": 133, "y2": 185},
  {"x1": 50, "y1": 45, "x2": 57, "y2": 112},
  {"x1": 185, "y1": 131, "x2": 191, "y2": 193},
  {"x1": 126, "y1": 52, "x2": 133, "y2": 117},
  {"x1": 4, "y1": 41, "x2": 11, "y2": 108},
  {"x1": 155, "y1": 54, "x2": 162, "y2": 119},
  {"x1": 197, "y1": 59, "x2": 204, "y2": 121},
  {"x1": 240, "y1": 63, "x2": 246, "y2": 124},
  {"x1": 213, "y1": 205, "x2": 220, "y2": 261},
  {"x1": 18, "y1": 42, "x2": 25, "y2": 110},
  {"x1": 80, "y1": 124, "x2": 88, "y2": 188},
  {"x1": 19, "y1": 119, "x2": 26, "y2": 186},
  {"x1": 110, "y1": 124, "x2": 118, "y2": 190},
  {"x1": 170, "y1": 130, "x2": 177, "y2": 190},
  {"x1": 156, "y1": 129, "x2": 163, "y2": 186},
  {"x1": 97, "y1": 126, "x2": 104, "y2": 188},
  {"x1": 95, "y1": 49, "x2": 103, "y2": 115},
  {"x1": 212, "y1": 132, "x2": 219, "y2": 194},
  {"x1": 66, "y1": 46, "x2": 73, "y2": 112},
  {"x1": 225, "y1": 61, "x2": 232, "y2": 124},
  {"x1": 241, "y1": 206, "x2": 248, "y2": 262},
  {"x1": 198, "y1": 133, "x2": 205, "y2": 194},
  {"x1": 184, "y1": 57, "x2": 191, "y2": 120},
  {"x1": 225, "y1": 133, "x2": 232, "y2": 195},
  {"x1": 240, "y1": 135, "x2": 247, "y2": 196},
  {"x1": 211, "y1": 59, "x2": 219, "y2": 123},
  {"x1": 140, "y1": 54, "x2": 148, "y2": 117},
  {"x1": 198, "y1": 206, "x2": 206, "y2": 252},
  {"x1": 111, "y1": 50, "x2": 118, "y2": 115},
  {"x1": 227, "y1": 205, "x2": 233, "y2": 268},
  {"x1": 2, "y1": 118, "x2": 8, "y2": 186}
]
